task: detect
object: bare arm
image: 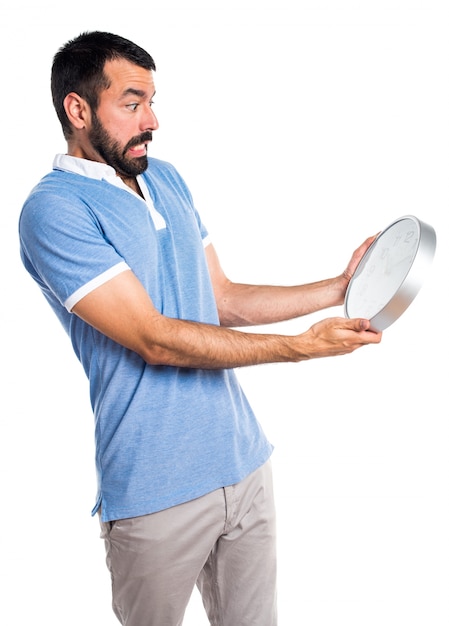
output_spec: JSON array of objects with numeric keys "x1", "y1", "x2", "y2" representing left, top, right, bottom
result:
[
  {"x1": 72, "y1": 237, "x2": 381, "y2": 370},
  {"x1": 206, "y1": 235, "x2": 376, "y2": 327}
]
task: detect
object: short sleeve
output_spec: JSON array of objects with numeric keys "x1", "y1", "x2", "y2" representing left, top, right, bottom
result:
[{"x1": 19, "y1": 181, "x2": 129, "y2": 311}]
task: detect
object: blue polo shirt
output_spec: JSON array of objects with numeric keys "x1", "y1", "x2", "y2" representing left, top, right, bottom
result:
[{"x1": 19, "y1": 155, "x2": 273, "y2": 522}]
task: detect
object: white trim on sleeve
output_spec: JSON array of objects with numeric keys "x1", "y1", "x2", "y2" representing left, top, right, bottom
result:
[{"x1": 64, "y1": 261, "x2": 130, "y2": 312}]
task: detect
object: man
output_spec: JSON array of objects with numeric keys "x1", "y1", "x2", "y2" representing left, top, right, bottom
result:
[{"x1": 19, "y1": 31, "x2": 381, "y2": 626}]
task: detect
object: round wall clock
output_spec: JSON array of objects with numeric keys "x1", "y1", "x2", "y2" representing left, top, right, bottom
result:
[{"x1": 344, "y1": 215, "x2": 436, "y2": 332}]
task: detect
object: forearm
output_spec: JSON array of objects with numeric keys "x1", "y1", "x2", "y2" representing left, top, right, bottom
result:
[
  {"x1": 134, "y1": 315, "x2": 301, "y2": 368},
  {"x1": 215, "y1": 276, "x2": 347, "y2": 327},
  {"x1": 206, "y1": 235, "x2": 376, "y2": 328},
  {"x1": 131, "y1": 314, "x2": 379, "y2": 369}
]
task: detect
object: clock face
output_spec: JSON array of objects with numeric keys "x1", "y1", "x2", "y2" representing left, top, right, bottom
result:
[{"x1": 344, "y1": 215, "x2": 436, "y2": 331}]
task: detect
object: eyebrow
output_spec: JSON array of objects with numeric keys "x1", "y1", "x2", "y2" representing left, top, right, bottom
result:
[
  {"x1": 121, "y1": 88, "x2": 156, "y2": 99},
  {"x1": 122, "y1": 88, "x2": 145, "y2": 98}
]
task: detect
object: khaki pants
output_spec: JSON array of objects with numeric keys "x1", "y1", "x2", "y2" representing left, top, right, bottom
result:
[{"x1": 99, "y1": 460, "x2": 277, "y2": 626}]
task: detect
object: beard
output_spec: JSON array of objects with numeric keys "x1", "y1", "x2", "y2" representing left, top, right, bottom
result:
[{"x1": 89, "y1": 111, "x2": 152, "y2": 177}]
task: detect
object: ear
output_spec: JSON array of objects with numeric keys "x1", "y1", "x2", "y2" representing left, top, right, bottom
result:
[{"x1": 63, "y1": 92, "x2": 91, "y2": 130}]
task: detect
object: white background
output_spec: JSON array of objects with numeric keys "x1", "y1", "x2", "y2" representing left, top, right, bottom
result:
[{"x1": 1, "y1": 1, "x2": 448, "y2": 624}]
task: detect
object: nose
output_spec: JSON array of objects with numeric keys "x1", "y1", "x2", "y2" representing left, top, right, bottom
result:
[{"x1": 141, "y1": 104, "x2": 159, "y2": 132}]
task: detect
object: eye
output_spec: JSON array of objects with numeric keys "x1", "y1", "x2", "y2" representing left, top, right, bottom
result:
[{"x1": 126, "y1": 103, "x2": 139, "y2": 112}]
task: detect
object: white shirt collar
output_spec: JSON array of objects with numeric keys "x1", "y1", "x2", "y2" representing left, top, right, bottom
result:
[{"x1": 53, "y1": 154, "x2": 117, "y2": 180}]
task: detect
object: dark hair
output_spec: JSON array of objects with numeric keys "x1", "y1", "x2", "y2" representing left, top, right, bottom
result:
[{"x1": 51, "y1": 31, "x2": 156, "y2": 138}]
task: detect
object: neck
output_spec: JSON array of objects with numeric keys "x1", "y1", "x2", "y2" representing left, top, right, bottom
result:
[{"x1": 121, "y1": 175, "x2": 144, "y2": 198}]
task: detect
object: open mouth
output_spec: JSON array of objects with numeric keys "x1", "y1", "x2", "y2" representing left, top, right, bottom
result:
[{"x1": 127, "y1": 142, "x2": 148, "y2": 157}]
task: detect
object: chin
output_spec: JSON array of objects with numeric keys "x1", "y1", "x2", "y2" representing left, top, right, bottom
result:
[{"x1": 120, "y1": 157, "x2": 148, "y2": 177}]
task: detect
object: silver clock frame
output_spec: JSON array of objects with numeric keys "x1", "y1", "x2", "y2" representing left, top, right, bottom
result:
[{"x1": 344, "y1": 215, "x2": 436, "y2": 332}]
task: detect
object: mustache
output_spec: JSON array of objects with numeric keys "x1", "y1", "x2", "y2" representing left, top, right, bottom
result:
[{"x1": 124, "y1": 132, "x2": 153, "y2": 152}]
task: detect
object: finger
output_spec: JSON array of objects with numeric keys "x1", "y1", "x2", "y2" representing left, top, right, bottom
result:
[{"x1": 356, "y1": 318, "x2": 371, "y2": 331}]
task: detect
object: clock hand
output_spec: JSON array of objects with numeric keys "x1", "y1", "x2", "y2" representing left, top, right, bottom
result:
[{"x1": 390, "y1": 254, "x2": 414, "y2": 271}]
